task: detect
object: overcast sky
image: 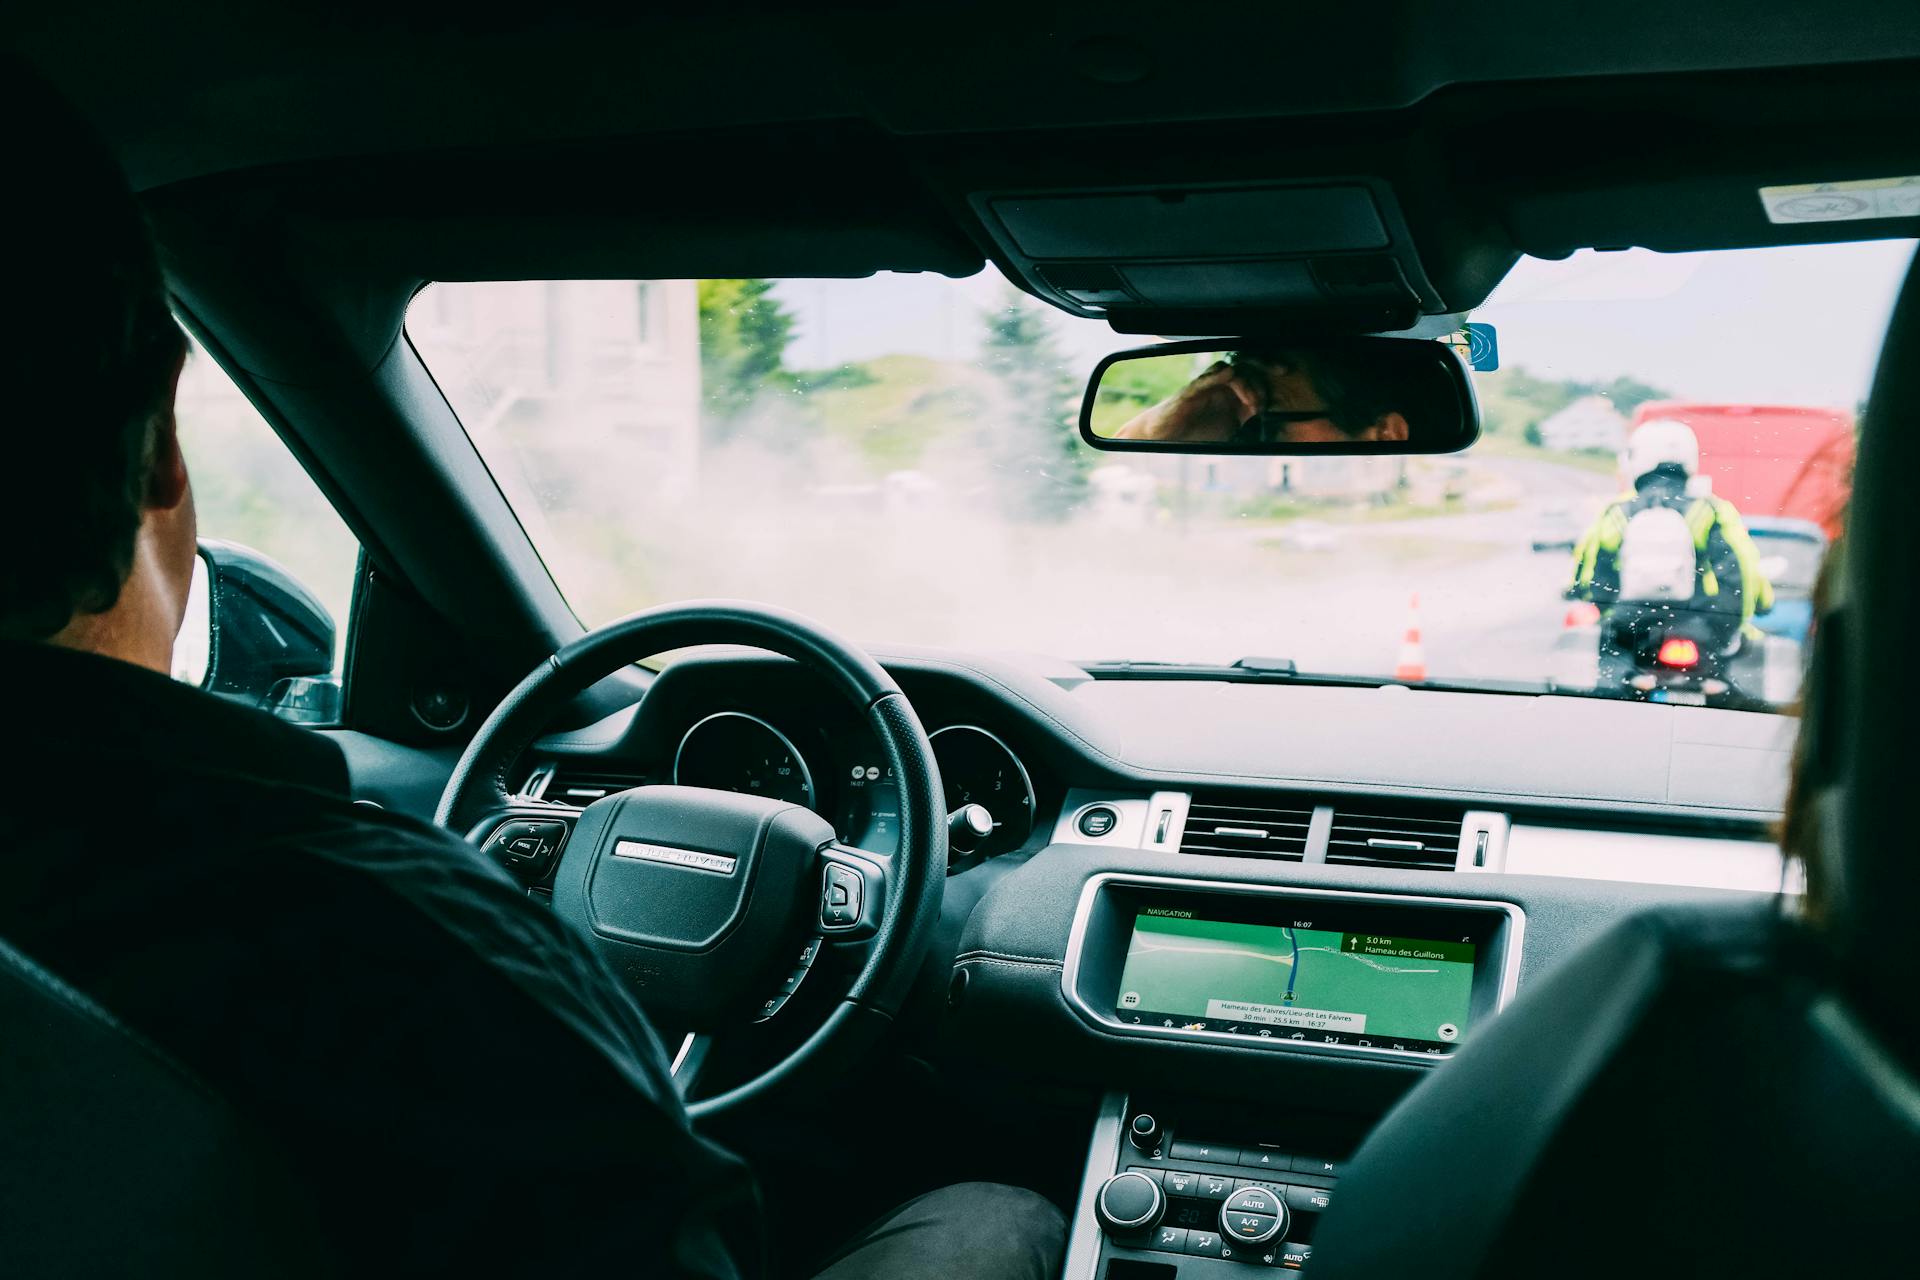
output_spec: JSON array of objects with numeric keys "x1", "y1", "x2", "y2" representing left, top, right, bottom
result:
[{"x1": 775, "y1": 238, "x2": 1916, "y2": 409}]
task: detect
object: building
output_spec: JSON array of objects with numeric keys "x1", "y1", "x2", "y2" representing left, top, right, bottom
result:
[
  {"x1": 406, "y1": 279, "x2": 703, "y2": 502},
  {"x1": 1537, "y1": 395, "x2": 1628, "y2": 453}
]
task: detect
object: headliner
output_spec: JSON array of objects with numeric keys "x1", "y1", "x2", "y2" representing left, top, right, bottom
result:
[{"x1": 14, "y1": 2, "x2": 1920, "y2": 321}]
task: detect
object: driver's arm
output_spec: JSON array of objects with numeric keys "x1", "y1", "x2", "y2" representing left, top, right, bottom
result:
[
  {"x1": 1114, "y1": 361, "x2": 1262, "y2": 442},
  {"x1": 223, "y1": 808, "x2": 763, "y2": 1278}
]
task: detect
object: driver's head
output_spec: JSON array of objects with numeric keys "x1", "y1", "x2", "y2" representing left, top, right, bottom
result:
[
  {"x1": 1232, "y1": 345, "x2": 1413, "y2": 444},
  {"x1": 0, "y1": 66, "x2": 195, "y2": 660}
]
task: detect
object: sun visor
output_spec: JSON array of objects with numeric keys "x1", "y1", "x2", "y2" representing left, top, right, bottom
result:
[{"x1": 975, "y1": 181, "x2": 1444, "y2": 335}]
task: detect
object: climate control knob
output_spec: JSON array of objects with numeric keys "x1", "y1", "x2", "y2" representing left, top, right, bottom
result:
[
  {"x1": 1219, "y1": 1185, "x2": 1289, "y2": 1246},
  {"x1": 1094, "y1": 1172, "x2": 1165, "y2": 1235}
]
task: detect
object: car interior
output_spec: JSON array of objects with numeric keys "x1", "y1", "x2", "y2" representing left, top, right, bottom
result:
[{"x1": 5, "y1": 3, "x2": 1920, "y2": 1276}]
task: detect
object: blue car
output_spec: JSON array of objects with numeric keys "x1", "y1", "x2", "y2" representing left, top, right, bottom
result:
[{"x1": 1745, "y1": 516, "x2": 1828, "y2": 647}]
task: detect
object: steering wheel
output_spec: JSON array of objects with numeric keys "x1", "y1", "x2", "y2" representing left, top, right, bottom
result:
[{"x1": 434, "y1": 601, "x2": 947, "y2": 1119}]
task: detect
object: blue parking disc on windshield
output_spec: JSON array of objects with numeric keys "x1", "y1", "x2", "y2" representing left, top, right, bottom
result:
[{"x1": 1465, "y1": 323, "x2": 1499, "y2": 371}]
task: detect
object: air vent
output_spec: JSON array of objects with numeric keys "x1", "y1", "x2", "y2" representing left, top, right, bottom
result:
[
  {"x1": 1325, "y1": 803, "x2": 1462, "y2": 871},
  {"x1": 1178, "y1": 792, "x2": 1313, "y2": 860},
  {"x1": 523, "y1": 764, "x2": 642, "y2": 808}
]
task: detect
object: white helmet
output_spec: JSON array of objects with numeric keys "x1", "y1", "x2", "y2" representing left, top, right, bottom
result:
[{"x1": 1625, "y1": 418, "x2": 1699, "y2": 483}]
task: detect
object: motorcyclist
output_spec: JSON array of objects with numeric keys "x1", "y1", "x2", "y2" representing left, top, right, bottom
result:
[{"x1": 1569, "y1": 418, "x2": 1774, "y2": 691}]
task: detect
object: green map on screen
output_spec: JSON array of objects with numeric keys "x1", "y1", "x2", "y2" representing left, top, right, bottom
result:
[{"x1": 1115, "y1": 912, "x2": 1476, "y2": 1044}]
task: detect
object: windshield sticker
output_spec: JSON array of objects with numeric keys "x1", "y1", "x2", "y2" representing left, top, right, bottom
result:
[
  {"x1": 1464, "y1": 322, "x2": 1499, "y2": 372},
  {"x1": 1759, "y1": 176, "x2": 1920, "y2": 224}
]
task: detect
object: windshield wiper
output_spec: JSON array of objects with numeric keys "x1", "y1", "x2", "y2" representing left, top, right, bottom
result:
[{"x1": 1079, "y1": 659, "x2": 1548, "y2": 698}]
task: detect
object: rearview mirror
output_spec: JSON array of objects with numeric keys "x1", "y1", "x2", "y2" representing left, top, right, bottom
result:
[{"x1": 1080, "y1": 336, "x2": 1479, "y2": 455}]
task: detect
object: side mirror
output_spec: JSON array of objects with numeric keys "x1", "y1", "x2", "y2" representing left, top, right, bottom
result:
[
  {"x1": 191, "y1": 539, "x2": 341, "y2": 723},
  {"x1": 1081, "y1": 335, "x2": 1479, "y2": 456}
]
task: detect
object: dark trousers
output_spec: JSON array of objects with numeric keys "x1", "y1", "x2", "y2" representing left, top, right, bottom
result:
[{"x1": 812, "y1": 1183, "x2": 1067, "y2": 1280}]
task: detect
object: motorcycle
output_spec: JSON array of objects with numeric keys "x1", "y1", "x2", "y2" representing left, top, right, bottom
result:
[{"x1": 1552, "y1": 599, "x2": 1779, "y2": 708}]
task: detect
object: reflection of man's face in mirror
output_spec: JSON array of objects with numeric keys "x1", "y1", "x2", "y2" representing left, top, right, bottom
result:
[{"x1": 1113, "y1": 350, "x2": 1413, "y2": 445}]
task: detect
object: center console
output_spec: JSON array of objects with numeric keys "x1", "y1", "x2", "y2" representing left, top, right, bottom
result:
[
  {"x1": 1058, "y1": 876, "x2": 1525, "y2": 1276},
  {"x1": 1078, "y1": 1095, "x2": 1346, "y2": 1273}
]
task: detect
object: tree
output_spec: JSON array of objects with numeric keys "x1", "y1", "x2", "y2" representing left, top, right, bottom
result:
[
  {"x1": 1599, "y1": 375, "x2": 1669, "y2": 418},
  {"x1": 980, "y1": 290, "x2": 1088, "y2": 518},
  {"x1": 697, "y1": 279, "x2": 798, "y2": 439}
]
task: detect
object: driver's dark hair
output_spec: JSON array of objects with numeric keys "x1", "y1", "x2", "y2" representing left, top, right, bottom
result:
[
  {"x1": 0, "y1": 64, "x2": 189, "y2": 641},
  {"x1": 1235, "y1": 341, "x2": 1427, "y2": 436}
]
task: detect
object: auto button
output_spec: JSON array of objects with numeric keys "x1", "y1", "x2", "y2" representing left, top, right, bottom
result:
[{"x1": 1219, "y1": 1187, "x2": 1288, "y2": 1246}]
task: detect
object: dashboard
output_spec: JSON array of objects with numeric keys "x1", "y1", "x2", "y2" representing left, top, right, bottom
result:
[
  {"x1": 495, "y1": 642, "x2": 1795, "y2": 1076},
  {"x1": 517, "y1": 644, "x2": 1793, "y2": 891},
  {"x1": 668, "y1": 708, "x2": 1037, "y2": 865},
  {"x1": 517, "y1": 653, "x2": 1058, "y2": 873},
  {"x1": 467, "y1": 643, "x2": 1802, "y2": 1278},
  {"x1": 496, "y1": 640, "x2": 1794, "y2": 1071}
]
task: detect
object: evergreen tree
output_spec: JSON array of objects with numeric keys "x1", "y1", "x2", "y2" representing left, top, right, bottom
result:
[
  {"x1": 980, "y1": 289, "x2": 1088, "y2": 518},
  {"x1": 697, "y1": 279, "x2": 798, "y2": 440}
]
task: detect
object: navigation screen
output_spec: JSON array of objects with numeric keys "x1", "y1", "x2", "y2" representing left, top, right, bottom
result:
[{"x1": 1114, "y1": 910, "x2": 1478, "y2": 1054}]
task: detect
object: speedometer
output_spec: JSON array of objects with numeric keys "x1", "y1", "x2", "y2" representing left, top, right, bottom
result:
[
  {"x1": 931, "y1": 725, "x2": 1035, "y2": 861},
  {"x1": 673, "y1": 712, "x2": 816, "y2": 809}
]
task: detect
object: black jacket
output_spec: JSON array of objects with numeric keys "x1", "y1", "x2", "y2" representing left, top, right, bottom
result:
[{"x1": 2, "y1": 642, "x2": 758, "y2": 1276}]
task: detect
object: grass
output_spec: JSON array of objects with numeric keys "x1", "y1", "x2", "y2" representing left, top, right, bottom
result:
[
  {"x1": 1230, "y1": 494, "x2": 1517, "y2": 526},
  {"x1": 1470, "y1": 432, "x2": 1620, "y2": 477},
  {"x1": 803, "y1": 354, "x2": 991, "y2": 472},
  {"x1": 1253, "y1": 533, "x2": 1505, "y2": 564}
]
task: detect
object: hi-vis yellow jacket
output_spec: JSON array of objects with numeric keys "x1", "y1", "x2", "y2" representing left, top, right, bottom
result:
[{"x1": 1570, "y1": 489, "x2": 1775, "y2": 627}]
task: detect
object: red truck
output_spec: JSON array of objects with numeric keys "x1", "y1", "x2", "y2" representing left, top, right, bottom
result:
[{"x1": 1627, "y1": 401, "x2": 1854, "y2": 539}]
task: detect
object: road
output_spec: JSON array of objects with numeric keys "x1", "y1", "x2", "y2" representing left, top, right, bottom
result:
[{"x1": 636, "y1": 451, "x2": 1627, "y2": 688}]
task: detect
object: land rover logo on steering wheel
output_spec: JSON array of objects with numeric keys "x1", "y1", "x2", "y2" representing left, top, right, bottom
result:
[{"x1": 614, "y1": 841, "x2": 739, "y2": 876}]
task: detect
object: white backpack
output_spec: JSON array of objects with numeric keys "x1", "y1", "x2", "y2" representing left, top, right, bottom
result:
[{"x1": 1616, "y1": 502, "x2": 1698, "y2": 602}]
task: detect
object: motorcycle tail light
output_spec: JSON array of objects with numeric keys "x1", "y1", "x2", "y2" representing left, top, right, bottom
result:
[{"x1": 1656, "y1": 637, "x2": 1701, "y2": 668}]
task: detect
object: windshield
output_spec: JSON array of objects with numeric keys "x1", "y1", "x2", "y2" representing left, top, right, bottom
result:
[{"x1": 410, "y1": 242, "x2": 1913, "y2": 709}]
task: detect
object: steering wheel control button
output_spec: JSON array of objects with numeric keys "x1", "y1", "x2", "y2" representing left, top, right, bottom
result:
[
  {"x1": 1076, "y1": 805, "x2": 1119, "y2": 838},
  {"x1": 1094, "y1": 1172, "x2": 1165, "y2": 1234},
  {"x1": 820, "y1": 863, "x2": 864, "y2": 930},
  {"x1": 487, "y1": 820, "x2": 569, "y2": 878},
  {"x1": 1195, "y1": 1172, "x2": 1236, "y2": 1200}
]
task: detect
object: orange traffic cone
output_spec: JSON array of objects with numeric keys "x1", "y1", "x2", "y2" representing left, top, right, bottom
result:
[{"x1": 1394, "y1": 592, "x2": 1427, "y2": 683}]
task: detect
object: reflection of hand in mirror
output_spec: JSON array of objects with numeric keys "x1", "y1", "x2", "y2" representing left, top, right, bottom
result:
[
  {"x1": 1114, "y1": 349, "x2": 1413, "y2": 445},
  {"x1": 1113, "y1": 360, "x2": 1259, "y2": 443}
]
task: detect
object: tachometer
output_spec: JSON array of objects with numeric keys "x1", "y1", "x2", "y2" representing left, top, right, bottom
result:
[
  {"x1": 673, "y1": 712, "x2": 816, "y2": 809},
  {"x1": 931, "y1": 725, "x2": 1035, "y2": 861}
]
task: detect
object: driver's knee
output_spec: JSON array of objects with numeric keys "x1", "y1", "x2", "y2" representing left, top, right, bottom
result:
[{"x1": 812, "y1": 1181, "x2": 1066, "y2": 1280}]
